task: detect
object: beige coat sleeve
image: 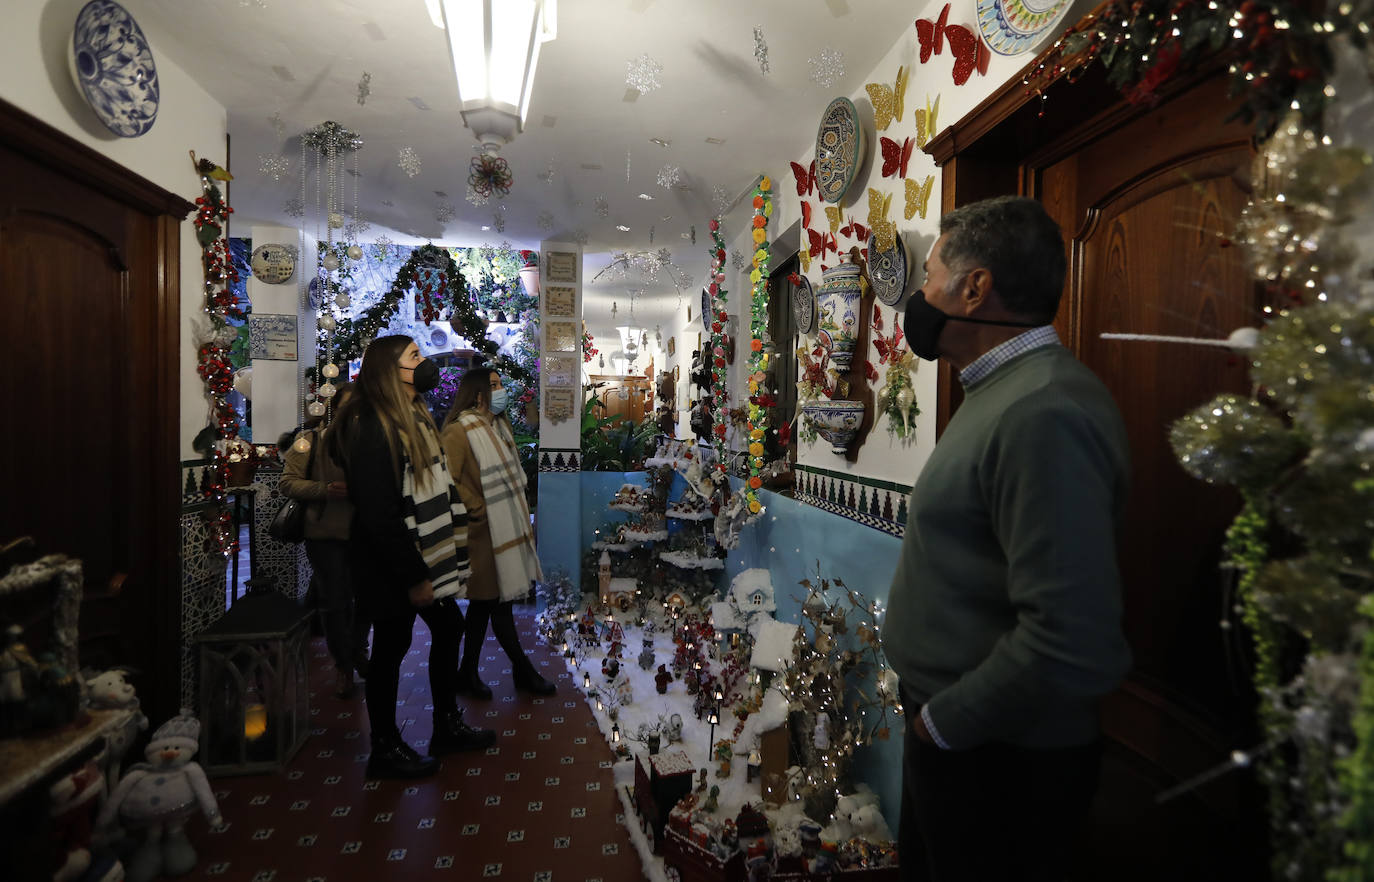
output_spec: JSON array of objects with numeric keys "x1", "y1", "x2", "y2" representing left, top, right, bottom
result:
[{"x1": 278, "y1": 431, "x2": 328, "y2": 501}]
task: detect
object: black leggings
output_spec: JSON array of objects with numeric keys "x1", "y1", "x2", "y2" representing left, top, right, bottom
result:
[
  {"x1": 365, "y1": 596, "x2": 464, "y2": 742},
  {"x1": 461, "y1": 598, "x2": 531, "y2": 674}
]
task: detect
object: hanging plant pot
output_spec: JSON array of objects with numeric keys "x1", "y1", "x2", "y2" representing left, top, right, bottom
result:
[{"x1": 225, "y1": 459, "x2": 256, "y2": 487}]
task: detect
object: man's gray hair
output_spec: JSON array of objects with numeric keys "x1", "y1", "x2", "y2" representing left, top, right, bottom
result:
[{"x1": 938, "y1": 196, "x2": 1067, "y2": 322}]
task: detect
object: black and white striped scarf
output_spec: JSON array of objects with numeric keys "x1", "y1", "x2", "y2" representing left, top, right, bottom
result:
[{"x1": 401, "y1": 416, "x2": 469, "y2": 599}]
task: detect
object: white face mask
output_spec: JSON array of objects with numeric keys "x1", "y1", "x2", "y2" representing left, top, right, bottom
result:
[{"x1": 489, "y1": 387, "x2": 509, "y2": 414}]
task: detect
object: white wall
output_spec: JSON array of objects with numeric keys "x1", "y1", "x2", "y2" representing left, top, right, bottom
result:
[
  {"x1": 1, "y1": 0, "x2": 228, "y2": 457},
  {"x1": 247, "y1": 225, "x2": 308, "y2": 444}
]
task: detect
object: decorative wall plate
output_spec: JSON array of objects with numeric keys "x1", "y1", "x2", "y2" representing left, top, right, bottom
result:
[
  {"x1": 814, "y1": 97, "x2": 864, "y2": 205},
  {"x1": 250, "y1": 244, "x2": 296, "y2": 284},
  {"x1": 867, "y1": 229, "x2": 909, "y2": 307},
  {"x1": 793, "y1": 274, "x2": 817, "y2": 335},
  {"x1": 72, "y1": 0, "x2": 159, "y2": 137},
  {"x1": 975, "y1": 0, "x2": 1074, "y2": 56}
]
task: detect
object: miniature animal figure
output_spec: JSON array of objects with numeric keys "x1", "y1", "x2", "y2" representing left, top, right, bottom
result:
[{"x1": 85, "y1": 667, "x2": 149, "y2": 790}]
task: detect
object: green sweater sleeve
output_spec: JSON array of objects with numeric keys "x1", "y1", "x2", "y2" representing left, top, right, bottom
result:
[{"x1": 924, "y1": 390, "x2": 1133, "y2": 748}]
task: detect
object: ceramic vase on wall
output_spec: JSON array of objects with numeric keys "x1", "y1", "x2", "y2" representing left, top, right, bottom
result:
[
  {"x1": 816, "y1": 263, "x2": 862, "y2": 372},
  {"x1": 801, "y1": 399, "x2": 867, "y2": 455}
]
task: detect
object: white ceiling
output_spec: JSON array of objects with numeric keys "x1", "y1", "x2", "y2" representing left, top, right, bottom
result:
[{"x1": 134, "y1": 0, "x2": 920, "y2": 346}]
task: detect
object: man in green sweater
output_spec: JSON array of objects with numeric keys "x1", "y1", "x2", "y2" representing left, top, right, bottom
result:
[{"x1": 886, "y1": 196, "x2": 1132, "y2": 881}]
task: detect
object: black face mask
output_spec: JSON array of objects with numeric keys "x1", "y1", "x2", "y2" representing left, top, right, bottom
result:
[
  {"x1": 406, "y1": 359, "x2": 441, "y2": 394},
  {"x1": 903, "y1": 289, "x2": 1041, "y2": 361}
]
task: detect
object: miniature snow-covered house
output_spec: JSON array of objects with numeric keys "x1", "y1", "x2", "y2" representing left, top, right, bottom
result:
[
  {"x1": 749, "y1": 616, "x2": 797, "y2": 674},
  {"x1": 710, "y1": 568, "x2": 775, "y2": 634},
  {"x1": 603, "y1": 577, "x2": 637, "y2": 611}
]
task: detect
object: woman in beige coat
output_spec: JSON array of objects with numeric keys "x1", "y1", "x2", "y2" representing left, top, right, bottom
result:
[{"x1": 440, "y1": 367, "x2": 555, "y2": 698}]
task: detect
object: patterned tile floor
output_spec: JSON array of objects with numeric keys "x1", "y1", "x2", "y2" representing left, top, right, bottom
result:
[{"x1": 192, "y1": 608, "x2": 644, "y2": 881}]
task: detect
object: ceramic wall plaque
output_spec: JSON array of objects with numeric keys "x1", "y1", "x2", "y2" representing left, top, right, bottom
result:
[
  {"x1": 250, "y1": 243, "x2": 297, "y2": 284},
  {"x1": 248, "y1": 314, "x2": 298, "y2": 361},
  {"x1": 545, "y1": 321, "x2": 577, "y2": 352},
  {"x1": 545, "y1": 285, "x2": 576, "y2": 317},
  {"x1": 546, "y1": 252, "x2": 577, "y2": 282},
  {"x1": 545, "y1": 388, "x2": 575, "y2": 424},
  {"x1": 72, "y1": 0, "x2": 160, "y2": 137},
  {"x1": 544, "y1": 354, "x2": 576, "y2": 388},
  {"x1": 815, "y1": 97, "x2": 864, "y2": 204}
]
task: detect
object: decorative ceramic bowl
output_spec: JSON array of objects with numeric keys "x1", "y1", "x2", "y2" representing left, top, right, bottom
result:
[
  {"x1": 72, "y1": 0, "x2": 159, "y2": 137},
  {"x1": 976, "y1": 0, "x2": 1074, "y2": 56},
  {"x1": 801, "y1": 400, "x2": 867, "y2": 455},
  {"x1": 815, "y1": 97, "x2": 863, "y2": 205},
  {"x1": 867, "y1": 229, "x2": 909, "y2": 307}
]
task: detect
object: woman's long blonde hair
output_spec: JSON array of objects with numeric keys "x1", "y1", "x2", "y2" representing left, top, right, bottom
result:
[{"x1": 332, "y1": 335, "x2": 441, "y2": 489}]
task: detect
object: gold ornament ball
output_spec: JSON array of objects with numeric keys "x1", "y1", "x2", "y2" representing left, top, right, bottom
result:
[
  {"x1": 334, "y1": 292, "x2": 351, "y2": 308},
  {"x1": 319, "y1": 314, "x2": 337, "y2": 331},
  {"x1": 318, "y1": 382, "x2": 337, "y2": 399},
  {"x1": 291, "y1": 435, "x2": 312, "y2": 453},
  {"x1": 346, "y1": 244, "x2": 363, "y2": 261},
  {"x1": 328, "y1": 212, "x2": 344, "y2": 229},
  {"x1": 322, "y1": 363, "x2": 340, "y2": 379},
  {"x1": 307, "y1": 400, "x2": 326, "y2": 417},
  {"x1": 322, "y1": 252, "x2": 340, "y2": 271}
]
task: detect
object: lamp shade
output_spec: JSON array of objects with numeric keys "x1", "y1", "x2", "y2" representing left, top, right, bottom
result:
[{"x1": 435, "y1": 0, "x2": 556, "y2": 148}]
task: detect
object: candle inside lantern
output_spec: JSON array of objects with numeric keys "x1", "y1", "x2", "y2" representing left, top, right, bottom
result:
[{"x1": 244, "y1": 703, "x2": 268, "y2": 741}]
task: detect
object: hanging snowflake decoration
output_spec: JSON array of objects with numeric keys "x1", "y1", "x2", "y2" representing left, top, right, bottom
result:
[
  {"x1": 753, "y1": 27, "x2": 770, "y2": 75},
  {"x1": 809, "y1": 47, "x2": 845, "y2": 88},
  {"x1": 356, "y1": 71, "x2": 372, "y2": 105},
  {"x1": 538, "y1": 160, "x2": 555, "y2": 186},
  {"x1": 732, "y1": 249, "x2": 747, "y2": 272},
  {"x1": 713, "y1": 184, "x2": 731, "y2": 215},
  {"x1": 573, "y1": 229, "x2": 589, "y2": 245},
  {"x1": 344, "y1": 217, "x2": 371, "y2": 240},
  {"x1": 626, "y1": 54, "x2": 663, "y2": 93},
  {"x1": 435, "y1": 204, "x2": 455, "y2": 224},
  {"x1": 595, "y1": 196, "x2": 609, "y2": 218},
  {"x1": 656, "y1": 164, "x2": 681, "y2": 190},
  {"x1": 468, "y1": 153, "x2": 514, "y2": 199},
  {"x1": 398, "y1": 146, "x2": 422, "y2": 178},
  {"x1": 284, "y1": 196, "x2": 305, "y2": 218},
  {"x1": 373, "y1": 235, "x2": 393, "y2": 260},
  {"x1": 258, "y1": 153, "x2": 289, "y2": 181},
  {"x1": 465, "y1": 183, "x2": 489, "y2": 207},
  {"x1": 493, "y1": 212, "x2": 506, "y2": 233},
  {"x1": 268, "y1": 112, "x2": 285, "y2": 141},
  {"x1": 537, "y1": 211, "x2": 555, "y2": 231}
]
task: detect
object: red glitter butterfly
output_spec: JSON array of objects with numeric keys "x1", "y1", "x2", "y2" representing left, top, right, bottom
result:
[
  {"x1": 790, "y1": 160, "x2": 816, "y2": 197},
  {"x1": 808, "y1": 228, "x2": 836, "y2": 259},
  {"x1": 839, "y1": 218, "x2": 869, "y2": 242},
  {"x1": 915, "y1": 3, "x2": 951, "y2": 64},
  {"x1": 880, "y1": 136, "x2": 915, "y2": 178},
  {"x1": 801, "y1": 201, "x2": 812, "y2": 229},
  {"x1": 946, "y1": 24, "x2": 990, "y2": 86},
  {"x1": 874, "y1": 322, "x2": 907, "y2": 364}
]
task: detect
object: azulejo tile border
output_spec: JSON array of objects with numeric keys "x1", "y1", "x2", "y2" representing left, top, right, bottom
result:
[
  {"x1": 792, "y1": 464, "x2": 910, "y2": 537},
  {"x1": 538, "y1": 447, "x2": 581, "y2": 472}
]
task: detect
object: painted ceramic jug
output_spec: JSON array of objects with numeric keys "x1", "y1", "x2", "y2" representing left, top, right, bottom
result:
[{"x1": 816, "y1": 262, "x2": 862, "y2": 372}]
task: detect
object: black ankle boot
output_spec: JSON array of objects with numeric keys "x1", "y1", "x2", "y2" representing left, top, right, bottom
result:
[
  {"x1": 513, "y1": 662, "x2": 556, "y2": 696},
  {"x1": 366, "y1": 735, "x2": 438, "y2": 779},
  {"x1": 454, "y1": 664, "x2": 493, "y2": 700},
  {"x1": 431, "y1": 709, "x2": 496, "y2": 755}
]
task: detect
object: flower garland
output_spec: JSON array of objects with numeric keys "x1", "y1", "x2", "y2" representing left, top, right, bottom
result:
[
  {"x1": 706, "y1": 218, "x2": 731, "y2": 472},
  {"x1": 742, "y1": 176, "x2": 774, "y2": 515},
  {"x1": 189, "y1": 153, "x2": 242, "y2": 557},
  {"x1": 582, "y1": 326, "x2": 598, "y2": 364}
]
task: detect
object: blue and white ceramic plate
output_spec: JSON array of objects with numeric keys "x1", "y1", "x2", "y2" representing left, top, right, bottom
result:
[
  {"x1": 867, "y1": 229, "x2": 909, "y2": 308},
  {"x1": 793, "y1": 274, "x2": 817, "y2": 336},
  {"x1": 976, "y1": 0, "x2": 1074, "y2": 56},
  {"x1": 72, "y1": 0, "x2": 159, "y2": 137},
  {"x1": 815, "y1": 97, "x2": 863, "y2": 205}
]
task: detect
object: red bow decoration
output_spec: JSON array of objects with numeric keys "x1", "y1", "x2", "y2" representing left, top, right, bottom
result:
[
  {"x1": 790, "y1": 160, "x2": 817, "y2": 197},
  {"x1": 808, "y1": 228, "x2": 836, "y2": 259},
  {"x1": 880, "y1": 136, "x2": 915, "y2": 179},
  {"x1": 915, "y1": 3, "x2": 989, "y2": 86}
]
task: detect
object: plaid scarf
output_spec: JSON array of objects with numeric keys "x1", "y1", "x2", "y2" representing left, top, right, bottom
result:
[
  {"x1": 401, "y1": 416, "x2": 469, "y2": 599},
  {"x1": 458, "y1": 411, "x2": 541, "y2": 601}
]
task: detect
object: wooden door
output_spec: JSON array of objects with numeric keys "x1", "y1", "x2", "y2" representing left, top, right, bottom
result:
[
  {"x1": 0, "y1": 99, "x2": 190, "y2": 716},
  {"x1": 928, "y1": 69, "x2": 1269, "y2": 877}
]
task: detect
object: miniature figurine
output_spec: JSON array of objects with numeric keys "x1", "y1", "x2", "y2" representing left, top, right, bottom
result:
[
  {"x1": 655, "y1": 664, "x2": 672, "y2": 694},
  {"x1": 638, "y1": 637, "x2": 656, "y2": 672},
  {"x1": 85, "y1": 667, "x2": 150, "y2": 791},
  {"x1": 703, "y1": 784, "x2": 720, "y2": 813},
  {"x1": 696, "y1": 767, "x2": 709, "y2": 793},
  {"x1": 714, "y1": 739, "x2": 733, "y2": 778}
]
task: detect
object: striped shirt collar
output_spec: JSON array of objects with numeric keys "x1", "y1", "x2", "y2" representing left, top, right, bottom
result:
[{"x1": 959, "y1": 325, "x2": 1060, "y2": 388}]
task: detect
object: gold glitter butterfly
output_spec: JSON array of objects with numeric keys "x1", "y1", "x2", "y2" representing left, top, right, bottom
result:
[
  {"x1": 915, "y1": 93, "x2": 941, "y2": 148},
  {"x1": 868, "y1": 188, "x2": 896, "y2": 255},
  {"x1": 799, "y1": 246, "x2": 811, "y2": 273},
  {"x1": 825, "y1": 204, "x2": 843, "y2": 235},
  {"x1": 864, "y1": 66, "x2": 908, "y2": 131},
  {"x1": 905, "y1": 175, "x2": 934, "y2": 220}
]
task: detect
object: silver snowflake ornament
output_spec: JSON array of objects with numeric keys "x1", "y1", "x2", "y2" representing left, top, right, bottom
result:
[
  {"x1": 572, "y1": 229, "x2": 589, "y2": 246},
  {"x1": 595, "y1": 196, "x2": 609, "y2": 218},
  {"x1": 435, "y1": 204, "x2": 455, "y2": 224},
  {"x1": 753, "y1": 27, "x2": 770, "y2": 75},
  {"x1": 345, "y1": 218, "x2": 371, "y2": 240},
  {"x1": 656, "y1": 164, "x2": 681, "y2": 190},
  {"x1": 493, "y1": 212, "x2": 506, "y2": 233},
  {"x1": 626, "y1": 54, "x2": 663, "y2": 93},
  {"x1": 465, "y1": 183, "x2": 489, "y2": 207},
  {"x1": 809, "y1": 47, "x2": 844, "y2": 88},
  {"x1": 537, "y1": 211, "x2": 555, "y2": 231},
  {"x1": 712, "y1": 185, "x2": 731, "y2": 215},
  {"x1": 284, "y1": 197, "x2": 305, "y2": 218},
  {"x1": 398, "y1": 147, "x2": 422, "y2": 178},
  {"x1": 538, "y1": 161, "x2": 555, "y2": 186},
  {"x1": 356, "y1": 72, "x2": 372, "y2": 106},
  {"x1": 258, "y1": 153, "x2": 289, "y2": 181}
]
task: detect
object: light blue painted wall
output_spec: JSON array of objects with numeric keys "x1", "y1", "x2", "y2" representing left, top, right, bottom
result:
[{"x1": 536, "y1": 472, "x2": 583, "y2": 597}]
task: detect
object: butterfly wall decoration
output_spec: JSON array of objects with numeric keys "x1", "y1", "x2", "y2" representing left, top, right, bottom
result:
[
  {"x1": 801, "y1": 201, "x2": 812, "y2": 229},
  {"x1": 915, "y1": 3, "x2": 990, "y2": 86},
  {"x1": 790, "y1": 159, "x2": 817, "y2": 197},
  {"x1": 824, "y1": 204, "x2": 843, "y2": 235},
  {"x1": 868, "y1": 188, "x2": 897, "y2": 255},
  {"x1": 880, "y1": 136, "x2": 915, "y2": 179},
  {"x1": 864, "y1": 65, "x2": 909, "y2": 131},
  {"x1": 905, "y1": 175, "x2": 935, "y2": 220},
  {"x1": 808, "y1": 228, "x2": 837, "y2": 260},
  {"x1": 915, "y1": 93, "x2": 941, "y2": 148},
  {"x1": 839, "y1": 217, "x2": 869, "y2": 242}
]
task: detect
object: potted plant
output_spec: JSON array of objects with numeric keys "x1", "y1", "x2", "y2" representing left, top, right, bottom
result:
[{"x1": 517, "y1": 250, "x2": 540, "y2": 297}]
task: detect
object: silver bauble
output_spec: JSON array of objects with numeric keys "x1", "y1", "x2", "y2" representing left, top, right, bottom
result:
[{"x1": 321, "y1": 363, "x2": 340, "y2": 379}]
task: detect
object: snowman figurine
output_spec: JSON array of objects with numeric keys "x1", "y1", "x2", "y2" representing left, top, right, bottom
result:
[{"x1": 96, "y1": 710, "x2": 222, "y2": 882}]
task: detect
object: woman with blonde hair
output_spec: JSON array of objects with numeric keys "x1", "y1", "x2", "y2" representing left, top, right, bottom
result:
[
  {"x1": 441, "y1": 366, "x2": 555, "y2": 698},
  {"x1": 330, "y1": 335, "x2": 495, "y2": 778}
]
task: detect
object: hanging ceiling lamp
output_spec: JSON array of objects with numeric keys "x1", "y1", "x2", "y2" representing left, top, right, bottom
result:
[{"x1": 427, "y1": 0, "x2": 557, "y2": 152}]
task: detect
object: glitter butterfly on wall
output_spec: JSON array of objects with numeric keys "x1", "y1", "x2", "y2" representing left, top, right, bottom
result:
[
  {"x1": 874, "y1": 320, "x2": 906, "y2": 364},
  {"x1": 824, "y1": 205, "x2": 843, "y2": 235},
  {"x1": 801, "y1": 201, "x2": 812, "y2": 229},
  {"x1": 868, "y1": 188, "x2": 896, "y2": 255},
  {"x1": 790, "y1": 160, "x2": 817, "y2": 197},
  {"x1": 840, "y1": 217, "x2": 869, "y2": 242},
  {"x1": 915, "y1": 3, "x2": 990, "y2": 86},
  {"x1": 905, "y1": 175, "x2": 935, "y2": 220},
  {"x1": 808, "y1": 227, "x2": 837, "y2": 260},
  {"x1": 915, "y1": 93, "x2": 941, "y2": 148},
  {"x1": 880, "y1": 136, "x2": 915, "y2": 179},
  {"x1": 864, "y1": 65, "x2": 909, "y2": 131}
]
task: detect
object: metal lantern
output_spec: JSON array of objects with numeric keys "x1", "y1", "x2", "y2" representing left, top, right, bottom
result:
[{"x1": 196, "y1": 581, "x2": 310, "y2": 775}]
